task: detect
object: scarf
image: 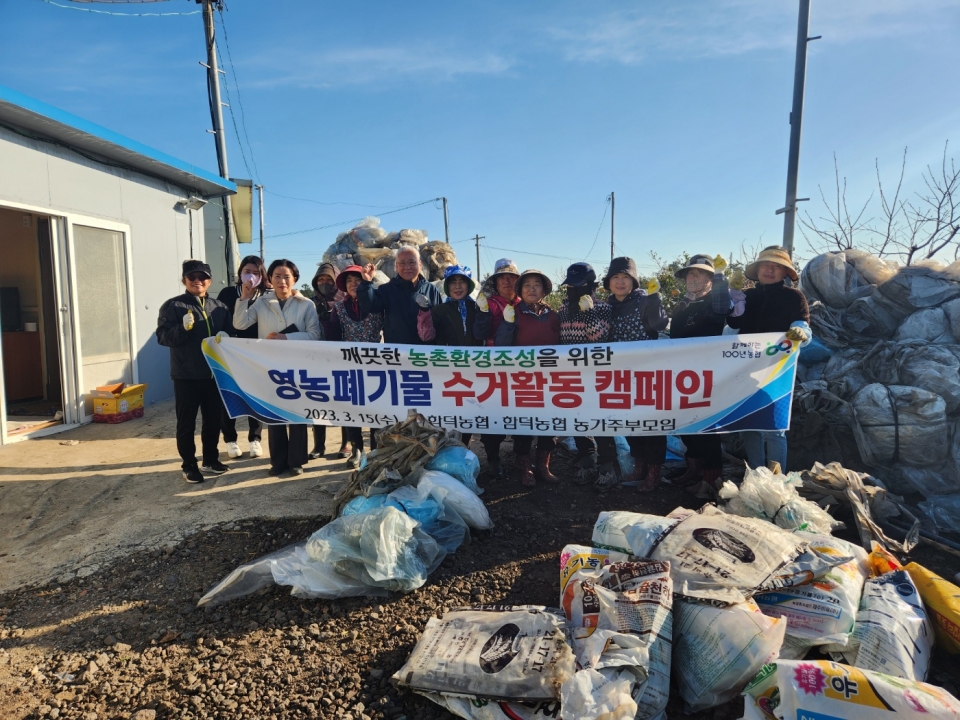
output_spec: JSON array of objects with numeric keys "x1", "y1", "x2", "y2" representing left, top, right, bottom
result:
[{"x1": 446, "y1": 296, "x2": 468, "y2": 334}]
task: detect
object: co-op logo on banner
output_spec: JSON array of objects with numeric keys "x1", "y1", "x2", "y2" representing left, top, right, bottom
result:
[{"x1": 722, "y1": 338, "x2": 798, "y2": 359}]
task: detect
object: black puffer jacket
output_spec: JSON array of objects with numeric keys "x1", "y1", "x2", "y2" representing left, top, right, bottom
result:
[
  {"x1": 357, "y1": 274, "x2": 443, "y2": 345},
  {"x1": 726, "y1": 280, "x2": 809, "y2": 334},
  {"x1": 669, "y1": 276, "x2": 732, "y2": 340},
  {"x1": 156, "y1": 292, "x2": 233, "y2": 379},
  {"x1": 430, "y1": 298, "x2": 483, "y2": 346}
]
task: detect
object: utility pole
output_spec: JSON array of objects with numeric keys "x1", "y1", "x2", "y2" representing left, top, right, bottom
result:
[
  {"x1": 200, "y1": 0, "x2": 239, "y2": 282},
  {"x1": 474, "y1": 234, "x2": 485, "y2": 277},
  {"x1": 777, "y1": 0, "x2": 819, "y2": 257},
  {"x1": 442, "y1": 197, "x2": 450, "y2": 244},
  {"x1": 609, "y1": 191, "x2": 615, "y2": 261},
  {"x1": 256, "y1": 184, "x2": 265, "y2": 261}
]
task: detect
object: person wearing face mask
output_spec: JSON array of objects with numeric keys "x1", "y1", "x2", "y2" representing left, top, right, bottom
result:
[
  {"x1": 357, "y1": 247, "x2": 442, "y2": 345},
  {"x1": 330, "y1": 265, "x2": 385, "y2": 468},
  {"x1": 603, "y1": 257, "x2": 670, "y2": 493},
  {"x1": 216, "y1": 255, "x2": 267, "y2": 460},
  {"x1": 726, "y1": 246, "x2": 811, "y2": 473},
  {"x1": 669, "y1": 254, "x2": 733, "y2": 495},
  {"x1": 416, "y1": 264, "x2": 484, "y2": 450},
  {"x1": 557, "y1": 262, "x2": 614, "y2": 488},
  {"x1": 156, "y1": 260, "x2": 234, "y2": 484},
  {"x1": 495, "y1": 269, "x2": 562, "y2": 486},
  {"x1": 473, "y1": 258, "x2": 522, "y2": 481},
  {"x1": 308, "y1": 262, "x2": 347, "y2": 460},
  {"x1": 234, "y1": 259, "x2": 322, "y2": 477}
]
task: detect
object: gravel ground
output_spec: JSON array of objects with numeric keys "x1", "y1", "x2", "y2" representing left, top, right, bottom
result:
[{"x1": 2, "y1": 442, "x2": 959, "y2": 720}]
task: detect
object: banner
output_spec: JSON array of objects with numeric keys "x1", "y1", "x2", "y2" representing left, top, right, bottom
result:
[{"x1": 203, "y1": 333, "x2": 799, "y2": 436}]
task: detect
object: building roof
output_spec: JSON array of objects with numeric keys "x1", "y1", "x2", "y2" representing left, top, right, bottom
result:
[{"x1": 0, "y1": 84, "x2": 236, "y2": 198}]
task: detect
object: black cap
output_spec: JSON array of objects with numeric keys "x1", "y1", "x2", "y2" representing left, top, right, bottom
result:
[
  {"x1": 182, "y1": 259, "x2": 212, "y2": 278},
  {"x1": 562, "y1": 262, "x2": 596, "y2": 287},
  {"x1": 603, "y1": 256, "x2": 640, "y2": 291}
]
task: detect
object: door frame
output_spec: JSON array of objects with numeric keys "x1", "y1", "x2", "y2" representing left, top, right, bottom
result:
[{"x1": 0, "y1": 199, "x2": 137, "y2": 443}]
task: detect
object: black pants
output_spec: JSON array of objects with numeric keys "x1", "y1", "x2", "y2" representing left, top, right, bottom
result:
[
  {"x1": 268, "y1": 424, "x2": 308, "y2": 470},
  {"x1": 174, "y1": 378, "x2": 223, "y2": 470},
  {"x1": 626, "y1": 435, "x2": 667, "y2": 466},
  {"x1": 595, "y1": 437, "x2": 618, "y2": 466},
  {"x1": 481, "y1": 434, "x2": 504, "y2": 463},
  {"x1": 514, "y1": 435, "x2": 556, "y2": 456},
  {"x1": 221, "y1": 405, "x2": 262, "y2": 443},
  {"x1": 681, "y1": 434, "x2": 723, "y2": 470}
]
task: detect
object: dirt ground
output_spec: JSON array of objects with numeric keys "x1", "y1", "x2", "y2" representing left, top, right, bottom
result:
[
  {"x1": 1, "y1": 411, "x2": 959, "y2": 720},
  {"x1": 0, "y1": 399, "x2": 346, "y2": 594}
]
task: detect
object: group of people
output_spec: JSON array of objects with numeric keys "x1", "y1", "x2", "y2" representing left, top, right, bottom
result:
[{"x1": 156, "y1": 243, "x2": 811, "y2": 497}]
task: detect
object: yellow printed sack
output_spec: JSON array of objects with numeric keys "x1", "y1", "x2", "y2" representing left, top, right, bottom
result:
[{"x1": 905, "y1": 562, "x2": 960, "y2": 654}]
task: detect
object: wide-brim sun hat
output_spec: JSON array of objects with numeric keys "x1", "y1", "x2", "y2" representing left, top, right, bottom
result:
[
  {"x1": 675, "y1": 254, "x2": 716, "y2": 279},
  {"x1": 603, "y1": 256, "x2": 640, "y2": 291},
  {"x1": 336, "y1": 264, "x2": 364, "y2": 293},
  {"x1": 443, "y1": 264, "x2": 476, "y2": 296},
  {"x1": 745, "y1": 245, "x2": 798, "y2": 282},
  {"x1": 515, "y1": 269, "x2": 553, "y2": 297},
  {"x1": 491, "y1": 258, "x2": 520, "y2": 279}
]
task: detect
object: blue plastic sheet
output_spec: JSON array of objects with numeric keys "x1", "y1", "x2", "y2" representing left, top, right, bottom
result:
[{"x1": 425, "y1": 445, "x2": 482, "y2": 494}]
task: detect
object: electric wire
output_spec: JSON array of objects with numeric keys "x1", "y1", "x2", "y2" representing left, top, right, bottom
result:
[
  {"x1": 38, "y1": 0, "x2": 199, "y2": 15},
  {"x1": 265, "y1": 190, "x2": 417, "y2": 209},
  {"x1": 582, "y1": 195, "x2": 610, "y2": 261},
  {"x1": 266, "y1": 198, "x2": 442, "y2": 239},
  {"x1": 215, "y1": 41, "x2": 253, "y2": 180}
]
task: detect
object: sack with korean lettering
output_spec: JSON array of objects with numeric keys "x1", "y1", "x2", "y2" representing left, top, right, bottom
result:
[
  {"x1": 591, "y1": 509, "x2": 686, "y2": 557},
  {"x1": 562, "y1": 558, "x2": 673, "y2": 720},
  {"x1": 392, "y1": 606, "x2": 576, "y2": 701},
  {"x1": 673, "y1": 597, "x2": 786, "y2": 711},
  {"x1": 742, "y1": 660, "x2": 960, "y2": 720},
  {"x1": 828, "y1": 569, "x2": 934, "y2": 681},
  {"x1": 904, "y1": 562, "x2": 960, "y2": 654},
  {"x1": 414, "y1": 694, "x2": 564, "y2": 720},
  {"x1": 754, "y1": 531, "x2": 868, "y2": 652}
]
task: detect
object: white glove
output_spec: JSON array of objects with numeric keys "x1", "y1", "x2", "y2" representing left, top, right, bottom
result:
[
  {"x1": 183, "y1": 310, "x2": 195, "y2": 331},
  {"x1": 414, "y1": 293, "x2": 431, "y2": 309},
  {"x1": 578, "y1": 295, "x2": 594, "y2": 312},
  {"x1": 476, "y1": 292, "x2": 489, "y2": 312},
  {"x1": 502, "y1": 304, "x2": 516, "y2": 323},
  {"x1": 786, "y1": 325, "x2": 810, "y2": 344},
  {"x1": 215, "y1": 331, "x2": 229, "y2": 344},
  {"x1": 646, "y1": 278, "x2": 661, "y2": 295}
]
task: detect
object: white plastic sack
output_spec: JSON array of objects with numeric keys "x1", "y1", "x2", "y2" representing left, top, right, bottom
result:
[
  {"x1": 829, "y1": 569, "x2": 934, "y2": 681},
  {"x1": 754, "y1": 531, "x2": 867, "y2": 648},
  {"x1": 417, "y1": 470, "x2": 493, "y2": 530},
  {"x1": 673, "y1": 597, "x2": 786, "y2": 711},
  {"x1": 417, "y1": 693, "x2": 561, "y2": 720},
  {"x1": 392, "y1": 606, "x2": 576, "y2": 701},
  {"x1": 800, "y1": 251, "x2": 881, "y2": 309},
  {"x1": 743, "y1": 660, "x2": 960, "y2": 720},
  {"x1": 719, "y1": 465, "x2": 841, "y2": 535},
  {"x1": 877, "y1": 261, "x2": 960, "y2": 314},
  {"x1": 560, "y1": 669, "x2": 637, "y2": 720},
  {"x1": 852, "y1": 383, "x2": 948, "y2": 468},
  {"x1": 898, "y1": 345, "x2": 960, "y2": 414},
  {"x1": 562, "y1": 558, "x2": 673, "y2": 720},
  {"x1": 591, "y1": 510, "x2": 680, "y2": 556},
  {"x1": 646, "y1": 505, "x2": 810, "y2": 605}
]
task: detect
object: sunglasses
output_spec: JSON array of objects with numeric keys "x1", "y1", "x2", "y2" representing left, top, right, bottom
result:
[{"x1": 185, "y1": 273, "x2": 210, "y2": 282}]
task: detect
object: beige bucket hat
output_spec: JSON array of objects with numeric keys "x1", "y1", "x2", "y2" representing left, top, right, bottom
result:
[
  {"x1": 745, "y1": 245, "x2": 798, "y2": 282},
  {"x1": 674, "y1": 254, "x2": 716, "y2": 279}
]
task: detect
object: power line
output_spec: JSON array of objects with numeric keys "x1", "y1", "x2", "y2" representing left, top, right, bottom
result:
[
  {"x1": 266, "y1": 198, "x2": 442, "y2": 239},
  {"x1": 38, "y1": 0, "x2": 199, "y2": 15},
  {"x1": 583, "y1": 196, "x2": 611, "y2": 261},
  {"x1": 264, "y1": 190, "x2": 417, "y2": 209},
  {"x1": 215, "y1": 42, "x2": 253, "y2": 180},
  {"x1": 216, "y1": 7, "x2": 260, "y2": 183}
]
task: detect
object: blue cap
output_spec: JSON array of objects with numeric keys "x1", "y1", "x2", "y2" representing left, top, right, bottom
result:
[{"x1": 443, "y1": 264, "x2": 476, "y2": 296}]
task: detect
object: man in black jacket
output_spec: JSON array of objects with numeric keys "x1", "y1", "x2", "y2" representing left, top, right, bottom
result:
[
  {"x1": 357, "y1": 247, "x2": 442, "y2": 344},
  {"x1": 156, "y1": 260, "x2": 233, "y2": 483}
]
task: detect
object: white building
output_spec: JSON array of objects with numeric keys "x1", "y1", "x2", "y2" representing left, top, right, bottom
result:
[{"x1": 0, "y1": 84, "x2": 236, "y2": 444}]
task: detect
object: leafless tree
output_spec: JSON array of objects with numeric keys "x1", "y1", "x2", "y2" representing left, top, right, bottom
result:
[{"x1": 800, "y1": 144, "x2": 960, "y2": 265}]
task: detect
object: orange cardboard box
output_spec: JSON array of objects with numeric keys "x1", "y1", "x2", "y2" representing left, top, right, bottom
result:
[{"x1": 91, "y1": 383, "x2": 147, "y2": 423}]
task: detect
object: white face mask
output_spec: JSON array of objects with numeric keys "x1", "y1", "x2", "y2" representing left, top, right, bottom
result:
[{"x1": 241, "y1": 272, "x2": 261, "y2": 288}]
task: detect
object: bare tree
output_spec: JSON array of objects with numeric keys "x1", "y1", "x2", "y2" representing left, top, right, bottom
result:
[{"x1": 800, "y1": 144, "x2": 960, "y2": 265}]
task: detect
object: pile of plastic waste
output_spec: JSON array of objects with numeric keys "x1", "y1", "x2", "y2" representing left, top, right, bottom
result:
[
  {"x1": 197, "y1": 415, "x2": 492, "y2": 607},
  {"x1": 396, "y1": 465, "x2": 960, "y2": 720},
  {"x1": 320, "y1": 216, "x2": 459, "y2": 286},
  {"x1": 796, "y1": 249, "x2": 960, "y2": 537}
]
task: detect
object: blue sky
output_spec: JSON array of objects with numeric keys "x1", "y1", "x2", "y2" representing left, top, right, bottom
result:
[{"x1": 2, "y1": 0, "x2": 959, "y2": 280}]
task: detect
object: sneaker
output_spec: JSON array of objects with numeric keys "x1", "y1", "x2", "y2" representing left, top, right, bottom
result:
[
  {"x1": 308, "y1": 448, "x2": 324, "y2": 460},
  {"x1": 347, "y1": 448, "x2": 363, "y2": 469},
  {"x1": 287, "y1": 466, "x2": 304, "y2": 477},
  {"x1": 249, "y1": 440, "x2": 263, "y2": 458},
  {"x1": 182, "y1": 466, "x2": 204, "y2": 484},
  {"x1": 201, "y1": 460, "x2": 229, "y2": 475},
  {"x1": 226, "y1": 441, "x2": 242, "y2": 459}
]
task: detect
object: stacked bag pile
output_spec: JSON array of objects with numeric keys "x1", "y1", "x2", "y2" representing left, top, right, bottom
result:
[
  {"x1": 797, "y1": 249, "x2": 960, "y2": 535},
  {"x1": 320, "y1": 216, "x2": 459, "y2": 286},
  {"x1": 393, "y1": 466, "x2": 960, "y2": 720}
]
